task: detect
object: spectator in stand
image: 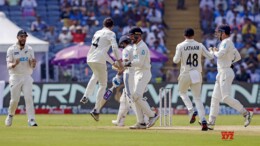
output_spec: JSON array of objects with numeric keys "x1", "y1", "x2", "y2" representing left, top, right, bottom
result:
[
  {"x1": 214, "y1": 0, "x2": 227, "y2": 11},
  {"x1": 21, "y1": 0, "x2": 37, "y2": 17},
  {"x1": 71, "y1": 25, "x2": 86, "y2": 43},
  {"x1": 99, "y1": 1, "x2": 110, "y2": 16},
  {"x1": 60, "y1": 5, "x2": 71, "y2": 28},
  {"x1": 58, "y1": 26, "x2": 72, "y2": 46},
  {"x1": 31, "y1": 16, "x2": 48, "y2": 32},
  {"x1": 230, "y1": 28, "x2": 244, "y2": 50},
  {"x1": 200, "y1": 4, "x2": 213, "y2": 31},
  {"x1": 146, "y1": 3, "x2": 162, "y2": 23},
  {"x1": 70, "y1": 7, "x2": 83, "y2": 21},
  {"x1": 242, "y1": 18, "x2": 257, "y2": 41},
  {"x1": 244, "y1": 51, "x2": 258, "y2": 70},
  {"x1": 43, "y1": 26, "x2": 59, "y2": 51},
  {"x1": 236, "y1": 66, "x2": 251, "y2": 82},
  {"x1": 136, "y1": 15, "x2": 150, "y2": 28}
]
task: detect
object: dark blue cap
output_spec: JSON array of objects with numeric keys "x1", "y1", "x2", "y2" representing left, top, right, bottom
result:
[
  {"x1": 129, "y1": 27, "x2": 143, "y2": 35},
  {"x1": 218, "y1": 24, "x2": 231, "y2": 35},
  {"x1": 17, "y1": 30, "x2": 28, "y2": 36}
]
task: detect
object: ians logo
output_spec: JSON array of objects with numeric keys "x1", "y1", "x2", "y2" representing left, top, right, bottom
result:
[
  {"x1": 14, "y1": 52, "x2": 19, "y2": 55},
  {"x1": 25, "y1": 51, "x2": 28, "y2": 54}
]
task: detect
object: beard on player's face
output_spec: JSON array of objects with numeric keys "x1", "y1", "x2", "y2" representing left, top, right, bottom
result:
[
  {"x1": 19, "y1": 40, "x2": 26, "y2": 46},
  {"x1": 17, "y1": 36, "x2": 27, "y2": 46}
]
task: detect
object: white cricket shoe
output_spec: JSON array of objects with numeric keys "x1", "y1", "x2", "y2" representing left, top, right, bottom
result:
[
  {"x1": 28, "y1": 119, "x2": 38, "y2": 127},
  {"x1": 5, "y1": 115, "x2": 13, "y2": 127},
  {"x1": 112, "y1": 120, "x2": 124, "y2": 127},
  {"x1": 244, "y1": 111, "x2": 253, "y2": 127}
]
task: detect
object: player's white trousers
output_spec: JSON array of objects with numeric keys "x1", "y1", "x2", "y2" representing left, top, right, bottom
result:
[
  {"x1": 115, "y1": 72, "x2": 135, "y2": 122},
  {"x1": 132, "y1": 70, "x2": 154, "y2": 123},
  {"x1": 87, "y1": 62, "x2": 107, "y2": 113},
  {"x1": 8, "y1": 75, "x2": 35, "y2": 120},
  {"x1": 210, "y1": 68, "x2": 245, "y2": 120},
  {"x1": 178, "y1": 72, "x2": 206, "y2": 122}
]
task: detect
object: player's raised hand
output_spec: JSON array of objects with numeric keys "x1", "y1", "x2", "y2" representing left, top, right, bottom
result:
[{"x1": 12, "y1": 58, "x2": 20, "y2": 68}]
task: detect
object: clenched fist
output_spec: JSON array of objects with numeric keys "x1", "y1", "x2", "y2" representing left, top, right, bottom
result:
[{"x1": 29, "y1": 58, "x2": 37, "y2": 68}]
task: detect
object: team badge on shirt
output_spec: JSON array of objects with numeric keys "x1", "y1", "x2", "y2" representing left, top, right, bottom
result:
[
  {"x1": 14, "y1": 52, "x2": 19, "y2": 55},
  {"x1": 141, "y1": 50, "x2": 145, "y2": 55}
]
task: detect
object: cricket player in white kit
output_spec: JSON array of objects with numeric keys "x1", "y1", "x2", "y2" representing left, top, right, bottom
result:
[
  {"x1": 112, "y1": 35, "x2": 135, "y2": 126},
  {"x1": 208, "y1": 24, "x2": 253, "y2": 130},
  {"x1": 173, "y1": 28, "x2": 214, "y2": 131},
  {"x1": 5, "y1": 30, "x2": 38, "y2": 127},
  {"x1": 80, "y1": 17, "x2": 122, "y2": 121},
  {"x1": 124, "y1": 27, "x2": 159, "y2": 129}
]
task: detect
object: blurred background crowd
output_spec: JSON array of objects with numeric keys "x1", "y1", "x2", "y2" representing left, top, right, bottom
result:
[{"x1": 0, "y1": 0, "x2": 259, "y2": 83}]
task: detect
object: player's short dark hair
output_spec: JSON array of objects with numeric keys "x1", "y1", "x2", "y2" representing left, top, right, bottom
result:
[
  {"x1": 184, "y1": 28, "x2": 194, "y2": 37},
  {"x1": 103, "y1": 17, "x2": 114, "y2": 28},
  {"x1": 218, "y1": 24, "x2": 231, "y2": 35}
]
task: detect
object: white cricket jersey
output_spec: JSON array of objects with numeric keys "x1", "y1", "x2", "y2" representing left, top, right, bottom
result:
[
  {"x1": 131, "y1": 40, "x2": 151, "y2": 70},
  {"x1": 87, "y1": 27, "x2": 120, "y2": 64},
  {"x1": 214, "y1": 37, "x2": 241, "y2": 69},
  {"x1": 173, "y1": 39, "x2": 214, "y2": 74},
  {"x1": 6, "y1": 44, "x2": 35, "y2": 76},
  {"x1": 122, "y1": 45, "x2": 134, "y2": 74}
]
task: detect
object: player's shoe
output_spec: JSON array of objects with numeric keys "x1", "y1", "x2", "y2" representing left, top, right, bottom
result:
[
  {"x1": 112, "y1": 120, "x2": 124, "y2": 127},
  {"x1": 244, "y1": 111, "x2": 253, "y2": 127},
  {"x1": 80, "y1": 96, "x2": 89, "y2": 104},
  {"x1": 28, "y1": 119, "x2": 38, "y2": 126},
  {"x1": 201, "y1": 120, "x2": 208, "y2": 131},
  {"x1": 199, "y1": 121, "x2": 214, "y2": 130},
  {"x1": 147, "y1": 114, "x2": 159, "y2": 128},
  {"x1": 207, "y1": 121, "x2": 215, "y2": 130},
  {"x1": 129, "y1": 123, "x2": 147, "y2": 129},
  {"x1": 189, "y1": 111, "x2": 198, "y2": 124},
  {"x1": 90, "y1": 109, "x2": 99, "y2": 121},
  {"x1": 5, "y1": 115, "x2": 13, "y2": 127}
]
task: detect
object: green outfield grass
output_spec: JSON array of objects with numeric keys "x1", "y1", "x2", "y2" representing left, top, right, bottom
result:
[{"x1": 0, "y1": 114, "x2": 259, "y2": 146}]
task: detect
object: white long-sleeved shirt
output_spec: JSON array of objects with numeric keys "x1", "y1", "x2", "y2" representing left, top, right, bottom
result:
[
  {"x1": 6, "y1": 44, "x2": 35, "y2": 77},
  {"x1": 131, "y1": 40, "x2": 151, "y2": 70},
  {"x1": 213, "y1": 37, "x2": 241, "y2": 69},
  {"x1": 173, "y1": 39, "x2": 214, "y2": 74},
  {"x1": 122, "y1": 45, "x2": 134, "y2": 73},
  {"x1": 87, "y1": 27, "x2": 120, "y2": 64}
]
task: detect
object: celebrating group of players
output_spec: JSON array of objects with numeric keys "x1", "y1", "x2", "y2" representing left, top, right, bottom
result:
[{"x1": 5, "y1": 17, "x2": 253, "y2": 130}]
